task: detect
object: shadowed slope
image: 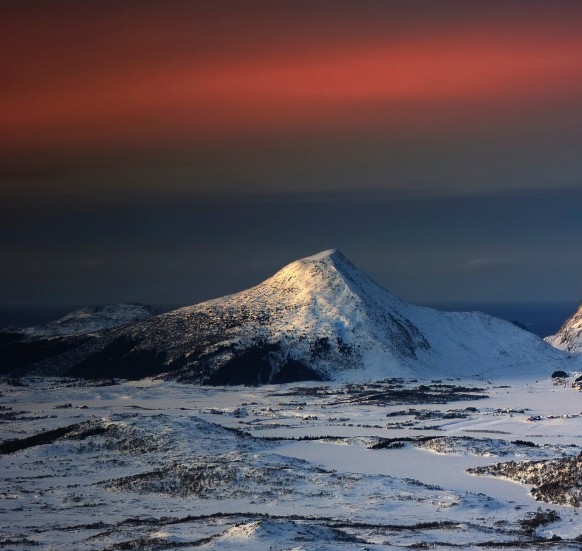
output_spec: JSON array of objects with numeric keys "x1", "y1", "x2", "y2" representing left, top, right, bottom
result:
[{"x1": 2, "y1": 250, "x2": 571, "y2": 383}]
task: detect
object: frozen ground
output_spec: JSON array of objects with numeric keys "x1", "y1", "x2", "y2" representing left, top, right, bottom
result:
[{"x1": 2, "y1": 375, "x2": 582, "y2": 549}]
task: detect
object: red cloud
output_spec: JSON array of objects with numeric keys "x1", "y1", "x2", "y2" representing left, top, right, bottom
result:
[{"x1": 3, "y1": 5, "x2": 582, "y2": 158}]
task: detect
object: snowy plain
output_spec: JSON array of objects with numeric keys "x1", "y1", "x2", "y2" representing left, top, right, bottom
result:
[{"x1": 2, "y1": 374, "x2": 582, "y2": 550}]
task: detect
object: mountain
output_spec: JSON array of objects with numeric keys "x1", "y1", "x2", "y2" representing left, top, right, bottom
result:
[
  {"x1": 2, "y1": 249, "x2": 572, "y2": 383},
  {"x1": 545, "y1": 302, "x2": 582, "y2": 354},
  {"x1": 17, "y1": 304, "x2": 159, "y2": 338}
]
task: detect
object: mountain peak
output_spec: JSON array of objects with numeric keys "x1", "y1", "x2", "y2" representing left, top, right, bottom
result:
[
  {"x1": 545, "y1": 302, "x2": 582, "y2": 353},
  {"x1": 264, "y1": 249, "x2": 371, "y2": 303},
  {"x1": 270, "y1": 249, "x2": 357, "y2": 279},
  {"x1": 302, "y1": 249, "x2": 343, "y2": 262},
  {"x1": 276, "y1": 249, "x2": 351, "y2": 275},
  {"x1": 5, "y1": 252, "x2": 570, "y2": 384}
]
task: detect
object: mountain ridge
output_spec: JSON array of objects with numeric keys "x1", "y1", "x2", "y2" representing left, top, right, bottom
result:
[
  {"x1": 17, "y1": 303, "x2": 159, "y2": 339},
  {"x1": 1, "y1": 250, "x2": 574, "y2": 383},
  {"x1": 545, "y1": 302, "x2": 582, "y2": 354}
]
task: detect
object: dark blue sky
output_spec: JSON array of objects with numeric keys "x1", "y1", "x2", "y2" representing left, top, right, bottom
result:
[
  {"x1": 2, "y1": 1, "x2": 582, "y2": 335},
  {"x1": 1, "y1": 185, "x2": 581, "y2": 336}
]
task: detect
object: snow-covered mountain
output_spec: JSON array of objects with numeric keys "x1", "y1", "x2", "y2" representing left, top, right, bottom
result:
[
  {"x1": 545, "y1": 303, "x2": 582, "y2": 354},
  {"x1": 18, "y1": 304, "x2": 159, "y2": 338},
  {"x1": 19, "y1": 249, "x2": 568, "y2": 383}
]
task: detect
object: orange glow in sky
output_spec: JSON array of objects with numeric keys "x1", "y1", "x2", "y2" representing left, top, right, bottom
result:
[{"x1": 3, "y1": 3, "x2": 582, "y2": 157}]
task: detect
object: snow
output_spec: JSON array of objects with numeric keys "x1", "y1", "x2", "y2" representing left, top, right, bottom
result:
[
  {"x1": 301, "y1": 248, "x2": 340, "y2": 262},
  {"x1": 278, "y1": 440, "x2": 533, "y2": 503},
  {"x1": 546, "y1": 302, "x2": 582, "y2": 353},
  {"x1": 6, "y1": 250, "x2": 580, "y2": 385},
  {"x1": 18, "y1": 303, "x2": 158, "y2": 338},
  {"x1": 5, "y1": 250, "x2": 582, "y2": 549},
  {"x1": 59, "y1": 249, "x2": 577, "y2": 384},
  {"x1": 3, "y1": 374, "x2": 582, "y2": 549},
  {"x1": 195, "y1": 249, "x2": 581, "y2": 379}
]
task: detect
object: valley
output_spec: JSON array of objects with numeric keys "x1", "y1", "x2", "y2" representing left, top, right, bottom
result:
[
  {"x1": 3, "y1": 250, "x2": 582, "y2": 549},
  {"x1": 2, "y1": 375, "x2": 582, "y2": 550}
]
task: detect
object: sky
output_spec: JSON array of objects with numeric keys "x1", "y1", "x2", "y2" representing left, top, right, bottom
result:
[{"x1": 2, "y1": 0, "x2": 582, "y2": 335}]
